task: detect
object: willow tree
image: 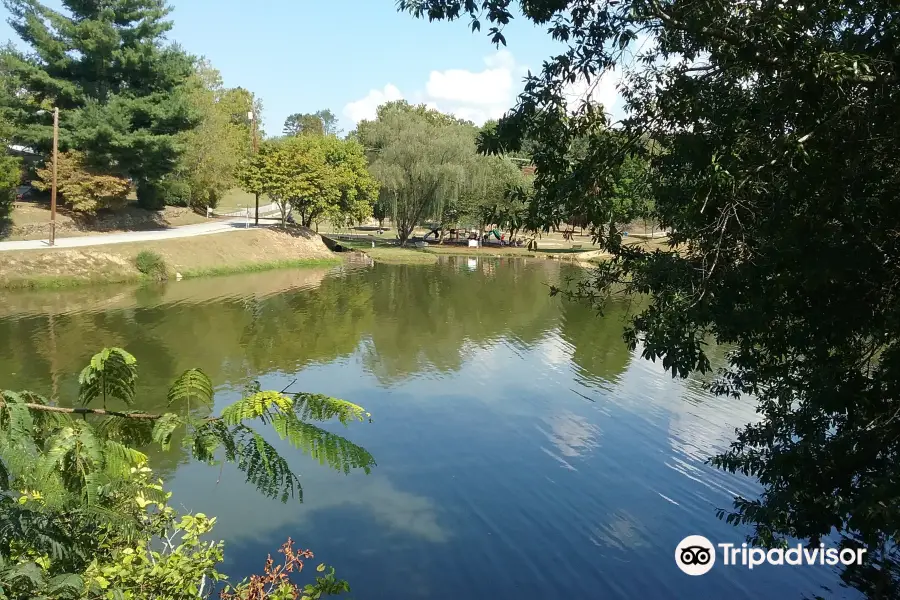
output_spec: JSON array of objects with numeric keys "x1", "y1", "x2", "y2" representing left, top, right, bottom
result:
[
  {"x1": 402, "y1": 0, "x2": 900, "y2": 594},
  {"x1": 459, "y1": 153, "x2": 528, "y2": 239},
  {"x1": 356, "y1": 101, "x2": 474, "y2": 245}
]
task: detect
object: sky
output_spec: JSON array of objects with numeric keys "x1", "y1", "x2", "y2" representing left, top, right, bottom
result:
[{"x1": 0, "y1": 1, "x2": 627, "y2": 135}]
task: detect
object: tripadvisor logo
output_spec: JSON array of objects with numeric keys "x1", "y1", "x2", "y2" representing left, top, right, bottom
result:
[{"x1": 675, "y1": 535, "x2": 866, "y2": 576}]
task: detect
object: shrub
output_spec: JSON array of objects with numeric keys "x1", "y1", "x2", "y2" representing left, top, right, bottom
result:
[
  {"x1": 136, "y1": 181, "x2": 166, "y2": 211},
  {"x1": 189, "y1": 185, "x2": 221, "y2": 211},
  {"x1": 134, "y1": 250, "x2": 167, "y2": 280},
  {"x1": 164, "y1": 180, "x2": 192, "y2": 207},
  {"x1": 0, "y1": 153, "x2": 21, "y2": 223},
  {"x1": 33, "y1": 151, "x2": 130, "y2": 213}
]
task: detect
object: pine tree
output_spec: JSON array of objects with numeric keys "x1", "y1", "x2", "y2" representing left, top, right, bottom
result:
[{"x1": 0, "y1": 0, "x2": 198, "y2": 204}]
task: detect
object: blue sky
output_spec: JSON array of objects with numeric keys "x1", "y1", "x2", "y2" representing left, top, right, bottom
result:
[{"x1": 1, "y1": 0, "x2": 613, "y2": 135}]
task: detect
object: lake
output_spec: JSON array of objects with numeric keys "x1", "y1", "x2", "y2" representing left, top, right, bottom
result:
[{"x1": 0, "y1": 256, "x2": 859, "y2": 599}]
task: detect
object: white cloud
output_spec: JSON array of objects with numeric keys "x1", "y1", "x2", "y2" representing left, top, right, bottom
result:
[
  {"x1": 425, "y1": 50, "x2": 514, "y2": 106},
  {"x1": 343, "y1": 84, "x2": 403, "y2": 124},
  {"x1": 342, "y1": 49, "x2": 526, "y2": 126},
  {"x1": 562, "y1": 67, "x2": 621, "y2": 118}
]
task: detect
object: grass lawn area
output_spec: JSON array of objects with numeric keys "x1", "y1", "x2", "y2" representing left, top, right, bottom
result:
[
  {"x1": 329, "y1": 229, "x2": 669, "y2": 265},
  {"x1": 216, "y1": 188, "x2": 270, "y2": 211}
]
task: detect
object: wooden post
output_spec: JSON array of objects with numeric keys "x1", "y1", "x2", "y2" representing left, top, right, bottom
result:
[{"x1": 49, "y1": 107, "x2": 59, "y2": 246}]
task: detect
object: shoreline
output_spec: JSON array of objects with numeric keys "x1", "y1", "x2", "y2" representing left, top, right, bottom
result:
[
  {"x1": 0, "y1": 257, "x2": 342, "y2": 291},
  {"x1": 0, "y1": 228, "x2": 340, "y2": 290}
]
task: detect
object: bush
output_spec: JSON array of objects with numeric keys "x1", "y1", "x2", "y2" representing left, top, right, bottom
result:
[
  {"x1": 134, "y1": 250, "x2": 167, "y2": 280},
  {"x1": 136, "y1": 181, "x2": 166, "y2": 211},
  {"x1": 164, "y1": 180, "x2": 192, "y2": 207},
  {"x1": 0, "y1": 154, "x2": 21, "y2": 223},
  {"x1": 33, "y1": 151, "x2": 129, "y2": 213},
  {"x1": 190, "y1": 186, "x2": 221, "y2": 211}
]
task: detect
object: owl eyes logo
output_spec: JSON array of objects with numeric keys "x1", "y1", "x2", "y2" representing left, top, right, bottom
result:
[
  {"x1": 675, "y1": 536, "x2": 716, "y2": 575},
  {"x1": 680, "y1": 545, "x2": 712, "y2": 565}
]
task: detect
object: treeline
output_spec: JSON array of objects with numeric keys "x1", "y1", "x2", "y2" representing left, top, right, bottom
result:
[
  {"x1": 0, "y1": 0, "x2": 371, "y2": 227},
  {"x1": 0, "y1": 0, "x2": 654, "y2": 243}
]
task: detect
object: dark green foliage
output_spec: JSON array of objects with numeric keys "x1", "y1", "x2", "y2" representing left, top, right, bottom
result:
[
  {"x1": 0, "y1": 154, "x2": 20, "y2": 225},
  {"x1": 1, "y1": 0, "x2": 198, "y2": 184},
  {"x1": 136, "y1": 181, "x2": 167, "y2": 211},
  {"x1": 284, "y1": 109, "x2": 340, "y2": 137},
  {"x1": 0, "y1": 558, "x2": 85, "y2": 599},
  {"x1": 401, "y1": 0, "x2": 900, "y2": 595},
  {"x1": 162, "y1": 180, "x2": 192, "y2": 207},
  {"x1": 270, "y1": 416, "x2": 375, "y2": 476},
  {"x1": 134, "y1": 250, "x2": 167, "y2": 280}
]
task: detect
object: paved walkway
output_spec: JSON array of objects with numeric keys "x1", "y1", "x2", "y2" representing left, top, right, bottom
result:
[{"x1": 0, "y1": 207, "x2": 282, "y2": 252}]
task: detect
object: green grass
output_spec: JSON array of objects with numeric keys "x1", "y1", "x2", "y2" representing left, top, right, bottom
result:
[
  {"x1": 0, "y1": 258, "x2": 342, "y2": 290},
  {"x1": 364, "y1": 248, "x2": 439, "y2": 265},
  {"x1": 331, "y1": 236, "x2": 602, "y2": 264},
  {"x1": 0, "y1": 273, "x2": 143, "y2": 291},
  {"x1": 216, "y1": 188, "x2": 268, "y2": 211},
  {"x1": 180, "y1": 257, "x2": 342, "y2": 279},
  {"x1": 135, "y1": 250, "x2": 167, "y2": 280}
]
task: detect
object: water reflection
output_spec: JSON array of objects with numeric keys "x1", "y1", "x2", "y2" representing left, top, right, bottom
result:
[
  {"x1": 0, "y1": 259, "x2": 859, "y2": 600},
  {"x1": 538, "y1": 409, "x2": 602, "y2": 470}
]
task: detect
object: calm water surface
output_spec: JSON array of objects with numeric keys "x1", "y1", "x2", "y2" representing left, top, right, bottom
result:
[{"x1": 0, "y1": 257, "x2": 858, "y2": 599}]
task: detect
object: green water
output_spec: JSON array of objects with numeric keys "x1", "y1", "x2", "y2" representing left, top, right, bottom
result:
[{"x1": 0, "y1": 256, "x2": 853, "y2": 599}]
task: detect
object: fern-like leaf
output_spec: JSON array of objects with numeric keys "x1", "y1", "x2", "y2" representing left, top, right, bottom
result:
[
  {"x1": 220, "y1": 391, "x2": 293, "y2": 426},
  {"x1": 0, "y1": 498, "x2": 75, "y2": 562},
  {"x1": 77, "y1": 348, "x2": 137, "y2": 408},
  {"x1": 74, "y1": 504, "x2": 143, "y2": 543},
  {"x1": 103, "y1": 440, "x2": 147, "y2": 477},
  {"x1": 47, "y1": 573, "x2": 85, "y2": 598},
  {"x1": 185, "y1": 420, "x2": 225, "y2": 463},
  {"x1": 270, "y1": 414, "x2": 376, "y2": 475},
  {"x1": 292, "y1": 393, "x2": 367, "y2": 425},
  {"x1": 151, "y1": 413, "x2": 183, "y2": 451},
  {"x1": 189, "y1": 421, "x2": 302, "y2": 502},
  {"x1": 95, "y1": 415, "x2": 153, "y2": 448},
  {"x1": 40, "y1": 427, "x2": 78, "y2": 480},
  {"x1": 0, "y1": 561, "x2": 46, "y2": 589},
  {"x1": 231, "y1": 424, "x2": 303, "y2": 503},
  {"x1": 166, "y1": 368, "x2": 215, "y2": 410}
]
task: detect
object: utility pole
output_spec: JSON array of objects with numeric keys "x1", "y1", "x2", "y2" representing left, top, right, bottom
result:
[
  {"x1": 49, "y1": 107, "x2": 59, "y2": 246},
  {"x1": 249, "y1": 109, "x2": 259, "y2": 226}
]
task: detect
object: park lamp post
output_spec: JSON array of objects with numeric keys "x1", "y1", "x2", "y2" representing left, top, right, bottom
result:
[
  {"x1": 35, "y1": 107, "x2": 60, "y2": 246},
  {"x1": 248, "y1": 109, "x2": 259, "y2": 226}
]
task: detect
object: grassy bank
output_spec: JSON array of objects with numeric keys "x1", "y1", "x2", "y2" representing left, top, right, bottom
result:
[
  {"x1": 0, "y1": 228, "x2": 340, "y2": 290},
  {"x1": 332, "y1": 234, "x2": 671, "y2": 265},
  {"x1": 334, "y1": 237, "x2": 619, "y2": 265},
  {"x1": 180, "y1": 257, "x2": 340, "y2": 278}
]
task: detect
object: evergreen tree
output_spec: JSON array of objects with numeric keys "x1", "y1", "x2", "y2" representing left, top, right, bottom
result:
[{"x1": 0, "y1": 0, "x2": 198, "y2": 208}]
